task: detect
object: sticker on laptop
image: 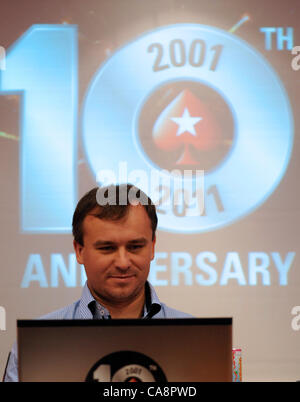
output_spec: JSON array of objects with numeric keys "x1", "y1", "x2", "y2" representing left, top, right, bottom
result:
[{"x1": 85, "y1": 350, "x2": 167, "y2": 382}]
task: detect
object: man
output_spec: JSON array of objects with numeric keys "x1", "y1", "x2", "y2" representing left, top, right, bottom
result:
[{"x1": 4, "y1": 184, "x2": 191, "y2": 381}]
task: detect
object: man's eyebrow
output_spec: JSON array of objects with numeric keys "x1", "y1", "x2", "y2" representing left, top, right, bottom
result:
[
  {"x1": 92, "y1": 238, "x2": 148, "y2": 247},
  {"x1": 127, "y1": 238, "x2": 148, "y2": 244}
]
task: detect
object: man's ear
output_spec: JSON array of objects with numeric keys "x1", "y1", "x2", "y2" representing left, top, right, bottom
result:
[
  {"x1": 73, "y1": 240, "x2": 84, "y2": 265},
  {"x1": 151, "y1": 235, "x2": 156, "y2": 261}
]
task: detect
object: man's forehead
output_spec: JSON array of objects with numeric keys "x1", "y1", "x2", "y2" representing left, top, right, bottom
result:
[
  {"x1": 86, "y1": 203, "x2": 148, "y2": 222},
  {"x1": 82, "y1": 204, "x2": 152, "y2": 236}
]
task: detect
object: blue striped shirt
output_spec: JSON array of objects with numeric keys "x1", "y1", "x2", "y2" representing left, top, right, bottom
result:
[{"x1": 4, "y1": 281, "x2": 191, "y2": 382}]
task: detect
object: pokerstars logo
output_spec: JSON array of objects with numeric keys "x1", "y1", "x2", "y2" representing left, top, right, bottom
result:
[
  {"x1": 82, "y1": 24, "x2": 293, "y2": 233},
  {"x1": 137, "y1": 81, "x2": 234, "y2": 172}
]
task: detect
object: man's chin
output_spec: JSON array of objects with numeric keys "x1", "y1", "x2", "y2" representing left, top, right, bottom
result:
[{"x1": 108, "y1": 288, "x2": 139, "y2": 303}]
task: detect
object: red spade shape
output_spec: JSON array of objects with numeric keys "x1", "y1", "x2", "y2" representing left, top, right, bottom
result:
[{"x1": 152, "y1": 89, "x2": 222, "y2": 165}]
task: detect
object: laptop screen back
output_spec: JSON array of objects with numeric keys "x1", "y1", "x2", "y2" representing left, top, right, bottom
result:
[{"x1": 17, "y1": 318, "x2": 232, "y2": 382}]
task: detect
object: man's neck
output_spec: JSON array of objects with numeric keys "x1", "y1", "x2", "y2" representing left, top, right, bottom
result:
[
  {"x1": 89, "y1": 285, "x2": 146, "y2": 319},
  {"x1": 107, "y1": 300, "x2": 145, "y2": 319}
]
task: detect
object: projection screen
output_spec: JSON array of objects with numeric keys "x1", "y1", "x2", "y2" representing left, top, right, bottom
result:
[{"x1": 0, "y1": 0, "x2": 299, "y2": 381}]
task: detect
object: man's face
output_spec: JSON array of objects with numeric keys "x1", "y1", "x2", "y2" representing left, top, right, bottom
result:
[{"x1": 74, "y1": 204, "x2": 156, "y2": 307}]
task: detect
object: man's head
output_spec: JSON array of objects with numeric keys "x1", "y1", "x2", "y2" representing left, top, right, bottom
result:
[
  {"x1": 72, "y1": 184, "x2": 157, "y2": 312},
  {"x1": 72, "y1": 184, "x2": 157, "y2": 246}
]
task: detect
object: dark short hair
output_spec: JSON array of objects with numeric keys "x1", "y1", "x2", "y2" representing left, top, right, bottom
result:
[{"x1": 72, "y1": 184, "x2": 157, "y2": 245}]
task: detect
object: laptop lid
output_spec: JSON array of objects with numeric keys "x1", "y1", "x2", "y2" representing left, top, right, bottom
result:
[{"x1": 17, "y1": 318, "x2": 232, "y2": 382}]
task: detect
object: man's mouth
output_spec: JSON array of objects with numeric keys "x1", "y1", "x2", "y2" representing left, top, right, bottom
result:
[{"x1": 109, "y1": 274, "x2": 135, "y2": 280}]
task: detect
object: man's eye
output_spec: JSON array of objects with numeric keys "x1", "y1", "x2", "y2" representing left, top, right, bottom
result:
[
  {"x1": 98, "y1": 246, "x2": 115, "y2": 251},
  {"x1": 128, "y1": 244, "x2": 143, "y2": 251}
]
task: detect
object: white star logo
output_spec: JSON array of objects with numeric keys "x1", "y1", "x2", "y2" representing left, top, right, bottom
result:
[{"x1": 170, "y1": 107, "x2": 202, "y2": 136}]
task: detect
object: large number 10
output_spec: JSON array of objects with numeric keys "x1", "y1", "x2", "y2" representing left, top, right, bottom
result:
[{"x1": 0, "y1": 25, "x2": 77, "y2": 232}]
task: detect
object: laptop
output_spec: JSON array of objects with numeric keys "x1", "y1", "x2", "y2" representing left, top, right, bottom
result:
[{"x1": 17, "y1": 318, "x2": 232, "y2": 382}]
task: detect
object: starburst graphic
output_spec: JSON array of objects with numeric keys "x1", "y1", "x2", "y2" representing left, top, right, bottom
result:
[{"x1": 229, "y1": 14, "x2": 250, "y2": 33}]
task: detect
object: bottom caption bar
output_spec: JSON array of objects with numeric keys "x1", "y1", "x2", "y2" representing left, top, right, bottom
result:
[{"x1": 101, "y1": 384, "x2": 198, "y2": 398}]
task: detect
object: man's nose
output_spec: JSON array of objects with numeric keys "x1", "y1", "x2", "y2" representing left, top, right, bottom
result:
[{"x1": 114, "y1": 248, "x2": 131, "y2": 270}]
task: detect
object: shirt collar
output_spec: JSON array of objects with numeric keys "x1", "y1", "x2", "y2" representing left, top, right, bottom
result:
[
  {"x1": 78, "y1": 282, "x2": 97, "y2": 319},
  {"x1": 79, "y1": 281, "x2": 161, "y2": 319},
  {"x1": 143, "y1": 281, "x2": 161, "y2": 318}
]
